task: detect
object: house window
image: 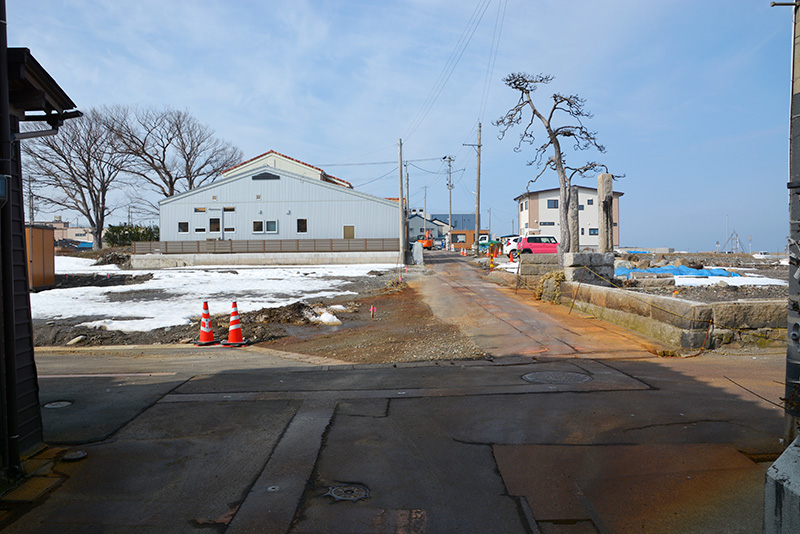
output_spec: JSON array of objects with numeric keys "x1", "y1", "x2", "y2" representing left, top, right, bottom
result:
[
  {"x1": 195, "y1": 227, "x2": 206, "y2": 233},
  {"x1": 209, "y1": 218, "x2": 221, "y2": 232},
  {"x1": 589, "y1": 228, "x2": 599, "y2": 235},
  {"x1": 266, "y1": 220, "x2": 278, "y2": 233},
  {"x1": 578, "y1": 205, "x2": 584, "y2": 211},
  {"x1": 178, "y1": 222, "x2": 189, "y2": 233},
  {"x1": 547, "y1": 200, "x2": 558, "y2": 209},
  {"x1": 194, "y1": 207, "x2": 206, "y2": 213},
  {"x1": 297, "y1": 219, "x2": 308, "y2": 233},
  {"x1": 253, "y1": 221, "x2": 264, "y2": 233},
  {"x1": 587, "y1": 199, "x2": 594, "y2": 205},
  {"x1": 224, "y1": 207, "x2": 235, "y2": 212},
  {"x1": 541, "y1": 221, "x2": 555, "y2": 226}
]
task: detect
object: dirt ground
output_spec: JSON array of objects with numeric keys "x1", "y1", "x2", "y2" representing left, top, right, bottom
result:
[
  {"x1": 32, "y1": 251, "x2": 789, "y2": 364},
  {"x1": 33, "y1": 273, "x2": 487, "y2": 365}
]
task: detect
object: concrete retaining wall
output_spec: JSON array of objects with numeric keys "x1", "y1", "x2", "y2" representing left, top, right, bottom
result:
[
  {"x1": 560, "y1": 281, "x2": 785, "y2": 349},
  {"x1": 517, "y1": 253, "x2": 559, "y2": 277},
  {"x1": 131, "y1": 251, "x2": 402, "y2": 268}
]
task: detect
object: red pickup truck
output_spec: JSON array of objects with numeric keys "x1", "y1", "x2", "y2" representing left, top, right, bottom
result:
[{"x1": 513, "y1": 235, "x2": 558, "y2": 258}]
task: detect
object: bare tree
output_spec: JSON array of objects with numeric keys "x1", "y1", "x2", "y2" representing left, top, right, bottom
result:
[
  {"x1": 495, "y1": 73, "x2": 607, "y2": 255},
  {"x1": 106, "y1": 106, "x2": 243, "y2": 214},
  {"x1": 21, "y1": 108, "x2": 129, "y2": 250}
]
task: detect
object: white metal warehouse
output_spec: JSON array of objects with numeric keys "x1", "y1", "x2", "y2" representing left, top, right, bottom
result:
[{"x1": 159, "y1": 151, "x2": 400, "y2": 242}]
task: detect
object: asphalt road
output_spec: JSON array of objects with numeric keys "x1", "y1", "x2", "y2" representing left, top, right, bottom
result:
[{"x1": 3, "y1": 252, "x2": 786, "y2": 533}]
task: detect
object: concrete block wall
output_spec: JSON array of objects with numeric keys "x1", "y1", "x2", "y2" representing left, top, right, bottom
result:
[
  {"x1": 561, "y1": 282, "x2": 786, "y2": 349},
  {"x1": 562, "y1": 252, "x2": 615, "y2": 285}
]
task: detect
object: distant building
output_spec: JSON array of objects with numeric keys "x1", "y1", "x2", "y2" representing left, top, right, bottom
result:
[
  {"x1": 36, "y1": 216, "x2": 95, "y2": 244},
  {"x1": 407, "y1": 213, "x2": 450, "y2": 243},
  {"x1": 428, "y1": 213, "x2": 479, "y2": 232},
  {"x1": 515, "y1": 186, "x2": 623, "y2": 249},
  {"x1": 159, "y1": 150, "x2": 399, "y2": 242}
]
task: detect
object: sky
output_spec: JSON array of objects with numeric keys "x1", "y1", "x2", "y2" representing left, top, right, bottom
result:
[
  {"x1": 32, "y1": 256, "x2": 785, "y2": 332},
  {"x1": 9, "y1": 1, "x2": 793, "y2": 252}
]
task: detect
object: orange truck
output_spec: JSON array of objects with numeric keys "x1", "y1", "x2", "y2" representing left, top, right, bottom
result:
[{"x1": 419, "y1": 230, "x2": 434, "y2": 250}]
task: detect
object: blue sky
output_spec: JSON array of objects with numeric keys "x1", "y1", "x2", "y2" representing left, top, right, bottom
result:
[{"x1": 9, "y1": 1, "x2": 792, "y2": 252}]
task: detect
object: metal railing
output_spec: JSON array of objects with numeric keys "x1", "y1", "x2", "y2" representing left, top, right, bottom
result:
[{"x1": 132, "y1": 238, "x2": 400, "y2": 255}]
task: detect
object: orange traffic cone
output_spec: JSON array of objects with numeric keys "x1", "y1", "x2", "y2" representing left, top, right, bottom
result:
[
  {"x1": 221, "y1": 301, "x2": 250, "y2": 347},
  {"x1": 194, "y1": 301, "x2": 219, "y2": 346}
]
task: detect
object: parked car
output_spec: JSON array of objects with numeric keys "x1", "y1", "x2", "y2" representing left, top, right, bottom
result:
[
  {"x1": 503, "y1": 236, "x2": 521, "y2": 257},
  {"x1": 514, "y1": 235, "x2": 558, "y2": 257}
]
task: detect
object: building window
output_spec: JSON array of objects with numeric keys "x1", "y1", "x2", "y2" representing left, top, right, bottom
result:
[
  {"x1": 453, "y1": 234, "x2": 466, "y2": 243},
  {"x1": 256, "y1": 194, "x2": 262, "y2": 199},
  {"x1": 343, "y1": 225, "x2": 356, "y2": 239},
  {"x1": 578, "y1": 205, "x2": 584, "y2": 211},
  {"x1": 194, "y1": 207, "x2": 206, "y2": 213},
  {"x1": 297, "y1": 219, "x2": 308, "y2": 233},
  {"x1": 253, "y1": 221, "x2": 264, "y2": 233},
  {"x1": 209, "y1": 218, "x2": 221, "y2": 232},
  {"x1": 524, "y1": 223, "x2": 529, "y2": 228},
  {"x1": 519, "y1": 202, "x2": 524, "y2": 212},
  {"x1": 178, "y1": 222, "x2": 189, "y2": 233},
  {"x1": 541, "y1": 221, "x2": 555, "y2": 226},
  {"x1": 525, "y1": 200, "x2": 529, "y2": 210},
  {"x1": 587, "y1": 199, "x2": 594, "y2": 205},
  {"x1": 212, "y1": 196, "x2": 217, "y2": 201},
  {"x1": 224, "y1": 227, "x2": 235, "y2": 233},
  {"x1": 547, "y1": 199, "x2": 558, "y2": 209},
  {"x1": 581, "y1": 228, "x2": 585, "y2": 236},
  {"x1": 266, "y1": 220, "x2": 278, "y2": 233},
  {"x1": 613, "y1": 222, "x2": 618, "y2": 227},
  {"x1": 224, "y1": 207, "x2": 235, "y2": 212},
  {"x1": 589, "y1": 228, "x2": 599, "y2": 235},
  {"x1": 195, "y1": 227, "x2": 206, "y2": 233}
]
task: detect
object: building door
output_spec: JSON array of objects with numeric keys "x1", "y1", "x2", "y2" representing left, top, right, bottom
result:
[{"x1": 343, "y1": 225, "x2": 355, "y2": 239}]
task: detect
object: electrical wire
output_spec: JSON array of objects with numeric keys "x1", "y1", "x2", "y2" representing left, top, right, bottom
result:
[
  {"x1": 478, "y1": 0, "x2": 507, "y2": 122},
  {"x1": 402, "y1": 0, "x2": 493, "y2": 141}
]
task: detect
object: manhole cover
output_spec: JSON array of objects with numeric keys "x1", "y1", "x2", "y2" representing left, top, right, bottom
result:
[
  {"x1": 521, "y1": 371, "x2": 592, "y2": 384},
  {"x1": 43, "y1": 401, "x2": 72, "y2": 409},
  {"x1": 323, "y1": 484, "x2": 370, "y2": 502}
]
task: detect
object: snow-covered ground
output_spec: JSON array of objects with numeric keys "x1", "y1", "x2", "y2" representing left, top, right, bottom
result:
[
  {"x1": 496, "y1": 260, "x2": 788, "y2": 287},
  {"x1": 30, "y1": 257, "x2": 397, "y2": 332}
]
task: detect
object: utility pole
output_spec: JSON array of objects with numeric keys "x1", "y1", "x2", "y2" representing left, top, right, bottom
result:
[
  {"x1": 404, "y1": 162, "x2": 410, "y2": 219},
  {"x1": 423, "y1": 186, "x2": 428, "y2": 235},
  {"x1": 443, "y1": 155, "x2": 454, "y2": 248},
  {"x1": 398, "y1": 138, "x2": 406, "y2": 263},
  {"x1": 487, "y1": 207, "x2": 491, "y2": 237},
  {"x1": 464, "y1": 122, "x2": 481, "y2": 253},
  {"x1": 774, "y1": 1, "x2": 800, "y2": 441}
]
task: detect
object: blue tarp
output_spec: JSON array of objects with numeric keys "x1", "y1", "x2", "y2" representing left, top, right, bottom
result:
[{"x1": 615, "y1": 265, "x2": 741, "y2": 278}]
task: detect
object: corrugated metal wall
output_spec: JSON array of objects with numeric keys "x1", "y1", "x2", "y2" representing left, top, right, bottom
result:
[{"x1": 160, "y1": 169, "x2": 399, "y2": 242}]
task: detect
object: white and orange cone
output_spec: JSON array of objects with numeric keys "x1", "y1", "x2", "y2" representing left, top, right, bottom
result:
[
  {"x1": 194, "y1": 301, "x2": 219, "y2": 346},
  {"x1": 221, "y1": 301, "x2": 250, "y2": 347}
]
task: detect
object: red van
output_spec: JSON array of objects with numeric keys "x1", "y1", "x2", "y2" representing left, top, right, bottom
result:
[{"x1": 514, "y1": 235, "x2": 558, "y2": 257}]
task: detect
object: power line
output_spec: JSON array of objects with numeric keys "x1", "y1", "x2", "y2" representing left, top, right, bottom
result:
[
  {"x1": 402, "y1": 0, "x2": 493, "y2": 140},
  {"x1": 478, "y1": 0, "x2": 507, "y2": 122},
  {"x1": 318, "y1": 157, "x2": 445, "y2": 167}
]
